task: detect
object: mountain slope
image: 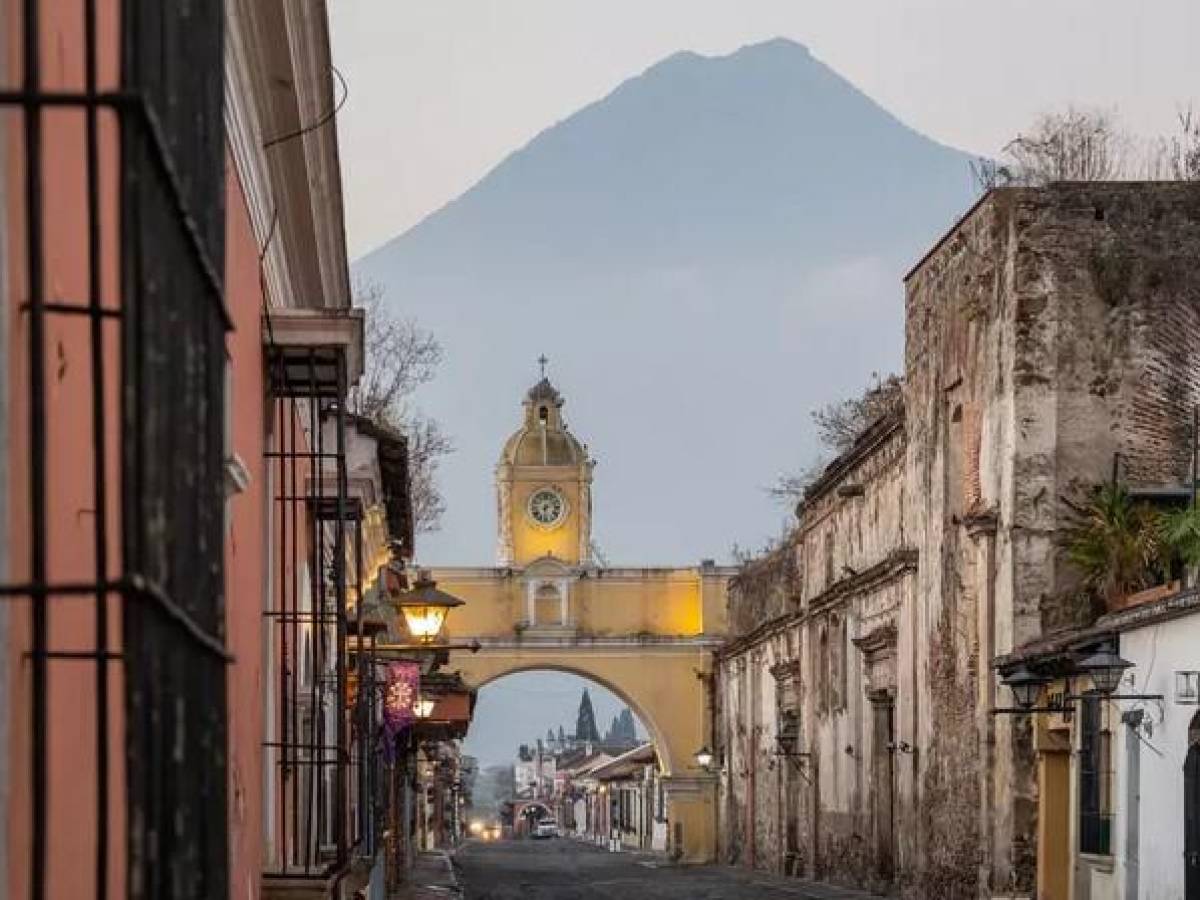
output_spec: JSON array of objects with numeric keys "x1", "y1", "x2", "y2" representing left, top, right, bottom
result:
[{"x1": 356, "y1": 38, "x2": 979, "y2": 565}]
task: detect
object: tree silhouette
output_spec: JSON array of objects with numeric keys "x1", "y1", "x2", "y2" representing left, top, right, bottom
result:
[{"x1": 574, "y1": 689, "x2": 600, "y2": 743}]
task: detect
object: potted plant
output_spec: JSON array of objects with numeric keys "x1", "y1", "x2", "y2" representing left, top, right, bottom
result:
[{"x1": 1062, "y1": 483, "x2": 1164, "y2": 610}]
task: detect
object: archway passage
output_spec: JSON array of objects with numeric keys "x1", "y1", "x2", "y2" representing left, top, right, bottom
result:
[
  {"x1": 447, "y1": 646, "x2": 719, "y2": 862},
  {"x1": 451, "y1": 652, "x2": 703, "y2": 776}
]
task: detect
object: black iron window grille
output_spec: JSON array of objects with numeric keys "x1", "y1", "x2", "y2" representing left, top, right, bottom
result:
[
  {"x1": 1079, "y1": 693, "x2": 1114, "y2": 856},
  {"x1": 0, "y1": 1, "x2": 229, "y2": 899},
  {"x1": 263, "y1": 348, "x2": 358, "y2": 880}
]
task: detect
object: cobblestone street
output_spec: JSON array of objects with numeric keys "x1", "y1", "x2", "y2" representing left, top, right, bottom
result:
[{"x1": 454, "y1": 839, "x2": 881, "y2": 900}]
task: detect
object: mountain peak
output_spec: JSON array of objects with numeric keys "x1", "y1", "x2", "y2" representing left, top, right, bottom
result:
[
  {"x1": 733, "y1": 36, "x2": 811, "y2": 56},
  {"x1": 355, "y1": 46, "x2": 978, "y2": 567},
  {"x1": 643, "y1": 37, "x2": 812, "y2": 78}
]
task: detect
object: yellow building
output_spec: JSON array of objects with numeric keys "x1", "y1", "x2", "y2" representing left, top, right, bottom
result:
[{"x1": 433, "y1": 376, "x2": 734, "y2": 862}]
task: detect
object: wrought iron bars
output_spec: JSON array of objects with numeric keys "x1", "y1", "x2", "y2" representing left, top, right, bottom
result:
[
  {"x1": 0, "y1": 0, "x2": 230, "y2": 898},
  {"x1": 263, "y1": 348, "x2": 354, "y2": 880}
]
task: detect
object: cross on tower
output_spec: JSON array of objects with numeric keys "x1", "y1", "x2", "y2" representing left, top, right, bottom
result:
[{"x1": 538, "y1": 355, "x2": 549, "y2": 379}]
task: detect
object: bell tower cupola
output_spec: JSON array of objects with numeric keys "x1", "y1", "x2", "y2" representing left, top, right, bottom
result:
[{"x1": 496, "y1": 364, "x2": 593, "y2": 567}]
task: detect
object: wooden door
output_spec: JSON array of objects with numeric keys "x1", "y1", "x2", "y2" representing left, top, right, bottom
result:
[{"x1": 871, "y1": 694, "x2": 896, "y2": 881}]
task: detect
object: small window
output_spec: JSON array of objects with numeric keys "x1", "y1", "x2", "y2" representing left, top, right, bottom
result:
[
  {"x1": 539, "y1": 405, "x2": 549, "y2": 422},
  {"x1": 1079, "y1": 695, "x2": 1113, "y2": 855}
]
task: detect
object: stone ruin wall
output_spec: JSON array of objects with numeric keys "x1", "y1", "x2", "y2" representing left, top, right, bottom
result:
[{"x1": 718, "y1": 182, "x2": 1200, "y2": 900}]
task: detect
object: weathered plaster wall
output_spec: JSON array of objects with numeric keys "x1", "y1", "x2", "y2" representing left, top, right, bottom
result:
[
  {"x1": 720, "y1": 183, "x2": 1200, "y2": 899},
  {"x1": 717, "y1": 421, "x2": 910, "y2": 890},
  {"x1": 904, "y1": 182, "x2": 1200, "y2": 898}
]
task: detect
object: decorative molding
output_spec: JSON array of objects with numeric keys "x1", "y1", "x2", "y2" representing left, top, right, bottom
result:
[
  {"x1": 461, "y1": 635, "x2": 725, "y2": 652},
  {"x1": 261, "y1": 306, "x2": 364, "y2": 383},
  {"x1": 963, "y1": 506, "x2": 999, "y2": 537},
  {"x1": 807, "y1": 548, "x2": 918, "y2": 613},
  {"x1": 853, "y1": 623, "x2": 898, "y2": 657},
  {"x1": 224, "y1": 2, "x2": 296, "y2": 310},
  {"x1": 769, "y1": 660, "x2": 802, "y2": 684}
]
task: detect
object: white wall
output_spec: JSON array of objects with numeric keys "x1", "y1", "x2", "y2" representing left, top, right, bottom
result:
[{"x1": 1112, "y1": 610, "x2": 1200, "y2": 900}]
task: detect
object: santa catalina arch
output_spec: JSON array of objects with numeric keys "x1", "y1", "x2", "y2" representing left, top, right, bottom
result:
[{"x1": 431, "y1": 376, "x2": 733, "y2": 862}]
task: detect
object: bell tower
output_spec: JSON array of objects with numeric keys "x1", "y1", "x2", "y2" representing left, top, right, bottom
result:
[{"x1": 496, "y1": 369, "x2": 593, "y2": 567}]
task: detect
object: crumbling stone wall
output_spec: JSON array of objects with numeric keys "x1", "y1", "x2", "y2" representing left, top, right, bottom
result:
[
  {"x1": 718, "y1": 420, "x2": 910, "y2": 890},
  {"x1": 904, "y1": 182, "x2": 1200, "y2": 898},
  {"x1": 719, "y1": 182, "x2": 1200, "y2": 899}
]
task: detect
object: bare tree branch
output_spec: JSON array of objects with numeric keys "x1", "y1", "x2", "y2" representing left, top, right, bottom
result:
[
  {"x1": 768, "y1": 373, "x2": 902, "y2": 506},
  {"x1": 352, "y1": 278, "x2": 453, "y2": 533},
  {"x1": 1003, "y1": 107, "x2": 1130, "y2": 184}
]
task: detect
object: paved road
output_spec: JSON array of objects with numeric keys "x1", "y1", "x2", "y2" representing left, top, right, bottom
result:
[{"x1": 455, "y1": 838, "x2": 880, "y2": 900}]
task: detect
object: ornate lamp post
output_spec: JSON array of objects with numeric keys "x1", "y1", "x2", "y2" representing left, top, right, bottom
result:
[{"x1": 995, "y1": 643, "x2": 1159, "y2": 715}]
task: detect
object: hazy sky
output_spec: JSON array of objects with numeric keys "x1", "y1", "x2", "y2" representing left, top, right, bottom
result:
[
  {"x1": 331, "y1": 0, "x2": 1199, "y2": 257},
  {"x1": 462, "y1": 672, "x2": 646, "y2": 768}
]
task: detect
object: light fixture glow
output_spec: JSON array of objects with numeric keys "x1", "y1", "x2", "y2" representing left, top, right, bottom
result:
[
  {"x1": 694, "y1": 745, "x2": 714, "y2": 769},
  {"x1": 393, "y1": 573, "x2": 465, "y2": 644},
  {"x1": 415, "y1": 697, "x2": 436, "y2": 719}
]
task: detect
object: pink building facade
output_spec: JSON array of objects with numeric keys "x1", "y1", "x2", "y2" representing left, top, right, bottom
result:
[{"x1": 0, "y1": 2, "x2": 403, "y2": 898}]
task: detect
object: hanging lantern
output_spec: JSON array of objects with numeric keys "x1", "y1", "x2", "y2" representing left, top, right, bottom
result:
[
  {"x1": 1001, "y1": 665, "x2": 1049, "y2": 710},
  {"x1": 1076, "y1": 646, "x2": 1133, "y2": 696},
  {"x1": 393, "y1": 573, "x2": 465, "y2": 644}
]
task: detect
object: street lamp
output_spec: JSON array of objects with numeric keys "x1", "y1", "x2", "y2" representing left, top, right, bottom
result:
[
  {"x1": 394, "y1": 573, "x2": 465, "y2": 644},
  {"x1": 1001, "y1": 664, "x2": 1050, "y2": 710},
  {"x1": 1076, "y1": 645, "x2": 1134, "y2": 696},
  {"x1": 694, "y1": 746, "x2": 714, "y2": 770}
]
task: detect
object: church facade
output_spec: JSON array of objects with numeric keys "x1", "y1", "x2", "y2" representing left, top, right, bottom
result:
[{"x1": 431, "y1": 376, "x2": 734, "y2": 861}]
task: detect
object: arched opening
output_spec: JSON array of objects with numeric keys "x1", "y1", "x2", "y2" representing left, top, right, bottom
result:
[{"x1": 462, "y1": 669, "x2": 666, "y2": 851}]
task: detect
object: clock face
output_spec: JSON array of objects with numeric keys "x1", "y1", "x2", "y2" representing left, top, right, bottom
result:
[{"x1": 528, "y1": 488, "x2": 566, "y2": 528}]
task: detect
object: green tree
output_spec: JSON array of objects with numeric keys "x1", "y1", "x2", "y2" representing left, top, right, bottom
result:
[{"x1": 574, "y1": 689, "x2": 600, "y2": 743}]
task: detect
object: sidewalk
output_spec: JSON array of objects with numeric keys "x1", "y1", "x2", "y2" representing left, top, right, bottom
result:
[{"x1": 391, "y1": 850, "x2": 461, "y2": 899}]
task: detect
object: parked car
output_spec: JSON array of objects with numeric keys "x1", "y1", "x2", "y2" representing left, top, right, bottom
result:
[{"x1": 532, "y1": 818, "x2": 559, "y2": 839}]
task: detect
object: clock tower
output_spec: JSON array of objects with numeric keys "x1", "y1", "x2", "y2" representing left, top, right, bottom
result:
[{"x1": 496, "y1": 375, "x2": 593, "y2": 567}]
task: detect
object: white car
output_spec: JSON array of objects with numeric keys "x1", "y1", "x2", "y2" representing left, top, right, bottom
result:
[{"x1": 532, "y1": 818, "x2": 559, "y2": 839}]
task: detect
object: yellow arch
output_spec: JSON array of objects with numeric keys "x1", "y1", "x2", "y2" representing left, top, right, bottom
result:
[
  {"x1": 449, "y1": 647, "x2": 709, "y2": 776},
  {"x1": 448, "y1": 645, "x2": 719, "y2": 863}
]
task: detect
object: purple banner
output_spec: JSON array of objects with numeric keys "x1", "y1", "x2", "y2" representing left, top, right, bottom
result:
[{"x1": 380, "y1": 661, "x2": 420, "y2": 761}]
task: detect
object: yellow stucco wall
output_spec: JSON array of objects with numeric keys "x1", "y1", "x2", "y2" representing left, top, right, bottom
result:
[
  {"x1": 432, "y1": 566, "x2": 728, "y2": 640},
  {"x1": 507, "y1": 475, "x2": 587, "y2": 564},
  {"x1": 431, "y1": 562, "x2": 732, "y2": 862}
]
